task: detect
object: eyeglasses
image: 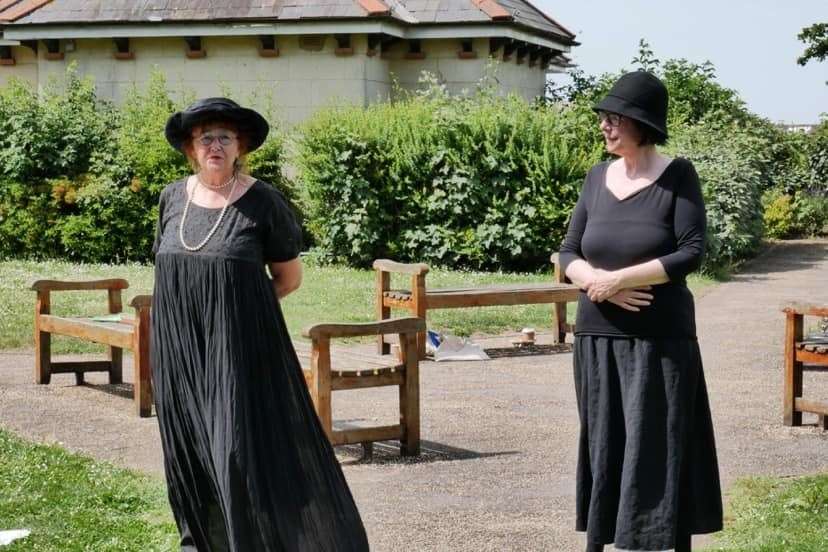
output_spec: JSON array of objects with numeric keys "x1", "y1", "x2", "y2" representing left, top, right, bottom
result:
[
  {"x1": 195, "y1": 134, "x2": 237, "y2": 147},
  {"x1": 597, "y1": 111, "x2": 623, "y2": 127}
]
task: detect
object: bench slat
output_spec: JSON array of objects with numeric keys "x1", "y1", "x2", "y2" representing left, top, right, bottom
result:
[
  {"x1": 795, "y1": 398, "x2": 828, "y2": 416},
  {"x1": 796, "y1": 349, "x2": 828, "y2": 364},
  {"x1": 39, "y1": 315, "x2": 134, "y2": 349},
  {"x1": 50, "y1": 360, "x2": 112, "y2": 374},
  {"x1": 427, "y1": 287, "x2": 581, "y2": 309},
  {"x1": 332, "y1": 368, "x2": 405, "y2": 390},
  {"x1": 331, "y1": 424, "x2": 404, "y2": 446}
]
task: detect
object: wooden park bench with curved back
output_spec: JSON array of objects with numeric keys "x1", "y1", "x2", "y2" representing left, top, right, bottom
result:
[{"x1": 373, "y1": 253, "x2": 581, "y2": 359}]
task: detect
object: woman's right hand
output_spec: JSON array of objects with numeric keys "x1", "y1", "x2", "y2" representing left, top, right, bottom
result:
[{"x1": 606, "y1": 286, "x2": 653, "y2": 312}]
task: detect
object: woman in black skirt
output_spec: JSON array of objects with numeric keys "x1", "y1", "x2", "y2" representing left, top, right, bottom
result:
[
  {"x1": 152, "y1": 98, "x2": 369, "y2": 551},
  {"x1": 559, "y1": 72, "x2": 723, "y2": 552}
]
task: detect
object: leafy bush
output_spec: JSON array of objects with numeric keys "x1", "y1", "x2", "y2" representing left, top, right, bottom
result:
[
  {"x1": 298, "y1": 81, "x2": 603, "y2": 270},
  {"x1": 0, "y1": 64, "x2": 116, "y2": 182},
  {"x1": 792, "y1": 194, "x2": 828, "y2": 236},
  {"x1": 665, "y1": 116, "x2": 765, "y2": 270},
  {"x1": 0, "y1": 68, "x2": 290, "y2": 263},
  {"x1": 762, "y1": 189, "x2": 796, "y2": 239}
]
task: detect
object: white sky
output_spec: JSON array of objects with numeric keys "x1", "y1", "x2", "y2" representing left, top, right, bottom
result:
[{"x1": 536, "y1": 0, "x2": 827, "y2": 123}]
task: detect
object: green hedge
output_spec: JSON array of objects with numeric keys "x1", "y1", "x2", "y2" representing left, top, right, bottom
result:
[
  {"x1": 1, "y1": 49, "x2": 824, "y2": 271},
  {"x1": 298, "y1": 86, "x2": 604, "y2": 270},
  {"x1": 0, "y1": 66, "x2": 290, "y2": 263}
]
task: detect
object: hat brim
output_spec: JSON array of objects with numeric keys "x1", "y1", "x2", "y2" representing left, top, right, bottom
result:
[
  {"x1": 165, "y1": 106, "x2": 269, "y2": 153},
  {"x1": 593, "y1": 95, "x2": 668, "y2": 140}
]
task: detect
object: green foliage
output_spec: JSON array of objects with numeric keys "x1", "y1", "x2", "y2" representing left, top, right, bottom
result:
[
  {"x1": 712, "y1": 474, "x2": 828, "y2": 552},
  {"x1": 0, "y1": 68, "x2": 289, "y2": 263},
  {"x1": 762, "y1": 189, "x2": 795, "y2": 239},
  {"x1": 791, "y1": 193, "x2": 828, "y2": 236},
  {"x1": 298, "y1": 80, "x2": 603, "y2": 270},
  {"x1": 797, "y1": 22, "x2": 828, "y2": 68},
  {"x1": 665, "y1": 116, "x2": 765, "y2": 270},
  {"x1": 0, "y1": 64, "x2": 116, "y2": 182},
  {"x1": 114, "y1": 72, "x2": 190, "y2": 196}
]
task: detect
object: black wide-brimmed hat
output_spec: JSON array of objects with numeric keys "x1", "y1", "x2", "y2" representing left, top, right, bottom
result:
[
  {"x1": 594, "y1": 71, "x2": 669, "y2": 140},
  {"x1": 165, "y1": 97, "x2": 269, "y2": 153}
]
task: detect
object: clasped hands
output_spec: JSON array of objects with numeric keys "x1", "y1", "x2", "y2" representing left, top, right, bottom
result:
[{"x1": 584, "y1": 268, "x2": 653, "y2": 312}]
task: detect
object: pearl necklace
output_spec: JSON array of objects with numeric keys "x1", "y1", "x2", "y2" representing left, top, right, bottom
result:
[
  {"x1": 178, "y1": 175, "x2": 239, "y2": 252},
  {"x1": 196, "y1": 172, "x2": 234, "y2": 190}
]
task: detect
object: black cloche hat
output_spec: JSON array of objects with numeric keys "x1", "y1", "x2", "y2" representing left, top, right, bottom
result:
[
  {"x1": 165, "y1": 97, "x2": 270, "y2": 153},
  {"x1": 594, "y1": 71, "x2": 669, "y2": 140}
]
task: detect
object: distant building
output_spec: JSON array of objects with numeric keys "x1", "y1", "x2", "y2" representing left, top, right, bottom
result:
[
  {"x1": 779, "y1": 123, "x2": 818, "y2": 133},
  {"x1": 0, "y1": 0, "x2": 578, "y2": 125}
]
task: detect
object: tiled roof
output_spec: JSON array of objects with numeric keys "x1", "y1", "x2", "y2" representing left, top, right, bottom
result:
[{"x1": 0, "y1": 0, "x2": 575, "y2": 43}]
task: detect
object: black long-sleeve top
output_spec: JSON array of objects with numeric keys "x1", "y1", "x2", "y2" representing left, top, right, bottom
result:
[{"x1": 558, "y1": 157, "x2": 706, "y2": 338}]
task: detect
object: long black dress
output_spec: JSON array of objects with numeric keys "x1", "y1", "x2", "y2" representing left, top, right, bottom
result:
[
  {"x1": 151, "y1": 179, "x2": 369, "y2": 551},
  {"x1": 559, "y1": 159, "x2": 723, "y2": 551}
]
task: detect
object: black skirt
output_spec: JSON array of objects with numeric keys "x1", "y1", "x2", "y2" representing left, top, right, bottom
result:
[{"x1": 574, "y1": 336, "x2": 723, "y2": 550}]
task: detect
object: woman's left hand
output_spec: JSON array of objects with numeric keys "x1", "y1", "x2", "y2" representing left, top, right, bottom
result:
[{"x1": 586, "y1": 269, "x2": 623, "y2": 303}]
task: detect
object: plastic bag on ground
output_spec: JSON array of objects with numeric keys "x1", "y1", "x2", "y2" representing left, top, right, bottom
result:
[{"x1": 433, "y1": 334, "x2": 490, "y2": 362}]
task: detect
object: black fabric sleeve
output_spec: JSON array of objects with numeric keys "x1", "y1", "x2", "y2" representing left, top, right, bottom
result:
[
  {"x1": 263, "y1": 188, "x2": 302, "y2": 263},
  {"x1": 152, "y1": 189, "x2": 167, "y2": 258},
  {"x1": 558, "y1": 173, "x2": 591, "y2": 276},
  {"x1": 657, "y1": 160, "x2": 706, "y2": 280}
]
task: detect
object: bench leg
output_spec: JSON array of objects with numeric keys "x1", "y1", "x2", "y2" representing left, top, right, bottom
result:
[
  {"x1": 133, "y1": 307, "x2": 152, "y2": 417},
  {"x1": 818, "y1": 415, "x2": 828, "y2": 431},
  {"x1": 360, "y1": 441, "x2": 374, "y2": 461},
  {"x1": 551, "y1": 300, "x2": 567, "y2": 345},
  {"x1": 109, "y1": 346, "x2": 123, "y2": 384},
  {"x1": 376, "y1": 271, "x2": 391, "y2": 355},
  {"x1": 34, "y1": 330, "x2": 52, "y2": 385},
  {"x1": 399, "y1": 332, "x2": 420, "y2": 456},
  {"x1": 783, "y1": 312, "x2": 803, "y2": 427}
]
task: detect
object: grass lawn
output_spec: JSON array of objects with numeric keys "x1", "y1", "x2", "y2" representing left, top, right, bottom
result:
[
  {"x1": 0, "y1": 259, "x2": 716, "y2": 353},
  {"x1": 1, "y1": 428, "x2": 825, "y2": 551},
  {"x1": 709, "y1": 474, "x2": 828, "y2": 551},
  {"x1": 0, "y1": 429, "x2": 177, "y2": 551}
]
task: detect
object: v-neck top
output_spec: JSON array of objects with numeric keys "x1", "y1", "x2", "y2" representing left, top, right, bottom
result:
[{"x1": 558, "y1": 157, "x2": 706, "y2": 338}]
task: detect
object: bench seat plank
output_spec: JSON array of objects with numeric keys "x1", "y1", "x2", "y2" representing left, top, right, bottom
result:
[{"x1": 39, "y1": 315, "x2": 134, "y2": 349}]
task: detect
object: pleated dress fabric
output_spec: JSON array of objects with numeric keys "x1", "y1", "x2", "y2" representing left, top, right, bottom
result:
[{"x1": 151, "y1": 179, "x2": 369, "y2": 552}]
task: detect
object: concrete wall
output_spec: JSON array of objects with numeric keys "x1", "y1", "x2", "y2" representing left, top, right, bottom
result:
[
  {"x1": 0, "y1": 44, "x2": 37, "y2": 88},
  {"x1": 386, "y1": 38, "x2": 547, "y2": 101},
  {"x1": 0, "y1": 34, "x2": 549, "y2": 123}
]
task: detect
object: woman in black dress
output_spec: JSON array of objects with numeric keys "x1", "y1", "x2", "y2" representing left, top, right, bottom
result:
[
  {"x1": 559, "y1": 72, "x2": 723, "y2": 552},
  {"x1": 152, "y1": 98, "x2": 369, "y2": 551}
]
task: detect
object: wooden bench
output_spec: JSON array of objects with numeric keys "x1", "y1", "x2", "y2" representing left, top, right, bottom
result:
[
  {"x1": 299, "y1": 317, "x2": 425, "y2": 456},
  {"x1": 31, "y1": 279, "x2": 153, "y2": 417},
  {"x1": 32, "y1": 280, "x2": 425, "y2": 453},
  {"x1": 783, "y1": 303, "x2": 828, "y2": 430},
  {"x1": 373, "y1": 254, "x2": 580, "y2": 358}
]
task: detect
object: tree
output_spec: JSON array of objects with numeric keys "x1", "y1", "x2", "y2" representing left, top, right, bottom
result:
[{"x1": 797, "y1": 22, "x2": 828, "y2": 66}]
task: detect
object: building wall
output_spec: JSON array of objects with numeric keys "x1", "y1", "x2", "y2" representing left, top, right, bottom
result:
[
  {"x1": 386, "y1": 38, "x2": 547, "y2": 101},
  {"x1": 0, "y1": 34, "x2": 549, "y2": 123},
  {"x1": 0, "y1": 43, "x2": 37, "y2": 87}
]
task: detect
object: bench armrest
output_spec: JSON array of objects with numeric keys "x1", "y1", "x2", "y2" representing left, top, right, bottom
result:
[
  {"x1": 303, "y1": 317, "x2": 425, "y2": 340},
  {"x1": 31, "y1": 279, "x2": 129, "y2": 292},
  {"x1": 129, "y1": 295, "x2": 153, "y2": 310},
  {"x1": 783, "y1": 303, "x2": 828, "y2": 317},
  {"x1": 372, "y1": 259, "x2": 430, "y2": 276}
]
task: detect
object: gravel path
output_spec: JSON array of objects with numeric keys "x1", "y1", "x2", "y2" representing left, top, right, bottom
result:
[{"x1": 1, "y1": 239, "x2": 826, "y2": 551}]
